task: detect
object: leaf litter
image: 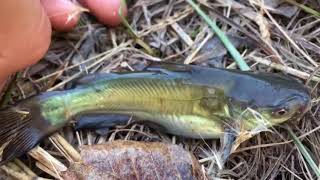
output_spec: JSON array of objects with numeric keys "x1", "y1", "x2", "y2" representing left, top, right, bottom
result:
[{"x1": 1, "y1": 0, "x2": 320, "y2": 179}]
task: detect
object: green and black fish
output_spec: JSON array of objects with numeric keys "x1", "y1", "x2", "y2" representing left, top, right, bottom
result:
[{"x1": 0, "y1": 62, "x2": 311, "y2": 165}]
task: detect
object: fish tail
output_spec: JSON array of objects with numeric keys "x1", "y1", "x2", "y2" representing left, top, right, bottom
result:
[{"x1": 0, "y1": 107, "x2": 55, "y2": 165}]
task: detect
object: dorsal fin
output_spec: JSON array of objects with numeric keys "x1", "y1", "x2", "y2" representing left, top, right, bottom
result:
[
  {"x1": 72, "y1": 62, "x2": 201, "y2": 89},
  {"x1": 70, "y1": 73, "x2": 120, "y2": 88},
  {"x1": 144, "y1": 61, "x2": 193, "y2": 73},
  {"x1": 71, "y1": 64, "x2": 179, "y2": 88},
  {"x1": 76, "y1": 73, "x2": 117, "y2": 85}
]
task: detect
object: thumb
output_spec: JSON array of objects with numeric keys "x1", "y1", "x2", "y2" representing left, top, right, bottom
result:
[{"x1": 0, "y1": 0, "x2": 52, "y2": 88}]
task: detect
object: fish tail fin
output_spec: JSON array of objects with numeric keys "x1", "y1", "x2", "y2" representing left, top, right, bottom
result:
[{"x1": 0, "y1": 107, "x2": 53, "y2": 165}]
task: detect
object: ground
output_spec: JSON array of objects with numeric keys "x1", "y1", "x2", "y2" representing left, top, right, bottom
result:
[{"x1": 1, "y1": 0, "x2": 320, "y2": 179}]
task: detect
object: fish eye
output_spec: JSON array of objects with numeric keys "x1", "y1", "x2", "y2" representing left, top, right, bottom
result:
[{"x1": 272, "y1": 108, "x2": 288, "y2": 117}]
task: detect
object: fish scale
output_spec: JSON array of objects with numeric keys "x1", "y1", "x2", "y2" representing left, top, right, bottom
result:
[
  {"x1": 56, "y1": 78, "x2": 223, "y2": 138},
  {"x1": 66, "y1": 78, "x2": 207, "y2": 116}
]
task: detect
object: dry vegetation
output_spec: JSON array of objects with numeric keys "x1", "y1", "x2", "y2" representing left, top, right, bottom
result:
[{"x1": 1, "y1": 0, "x2": 320, "y2": 179}]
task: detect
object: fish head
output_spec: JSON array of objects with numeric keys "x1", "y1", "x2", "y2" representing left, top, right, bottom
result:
[
  {"x1": 250, "y1": 93, "x2": 310, "y2": 125},
  {"x1": 227, "y1": 74, "x2": 311, "y2": 130}
]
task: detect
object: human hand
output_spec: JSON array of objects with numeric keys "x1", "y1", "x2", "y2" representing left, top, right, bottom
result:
[{"x1": 0, "y1": 0, "x2": 127, "y2": 90}]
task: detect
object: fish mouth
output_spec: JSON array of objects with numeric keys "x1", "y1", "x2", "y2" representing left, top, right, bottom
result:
[
  {"x1": 298, "y1": 100, "x2": 311, "y2": 115},
  {"x1": 299, "y1": 95, "x2": 312, "y2": 114},
  {"x1": 293, "y1": 95, "x2": 311, "y2": 118}
]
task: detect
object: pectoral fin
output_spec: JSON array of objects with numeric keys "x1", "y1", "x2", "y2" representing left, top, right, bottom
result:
[
  {"x1": 220, "y1": 128, "x2": 256, "y2": 167},
  {"x1": 69, "y1": 73, "x2": 119, "y2": 89},
  {"x1": 220, "y1": 128, "x2": 237, "y2": 165},
  {"x1": 145, "y1": 61, "x2": 193, "y2": 73}
]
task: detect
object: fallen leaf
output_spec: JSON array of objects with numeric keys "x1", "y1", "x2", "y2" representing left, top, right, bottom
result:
[
  {"x1": 275, "y1": 4, "x2": 298, "y2": 17},
  {"x1": 197, "y1": 33, "x2": 247, "y2": 67},
  {"x1": 264, "y1": 0, "x2": 281, "y2": 7},
  {"x1": 251, "y1": 0, "x2": 298, "y2": 17},
  {"x1": 62, "y1": 140, "x2": 206, "y2": 180}
]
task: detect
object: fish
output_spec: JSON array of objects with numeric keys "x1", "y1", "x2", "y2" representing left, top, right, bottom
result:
[{"x1": 0, "y1": 62, "x2": 311, "y2": 165}]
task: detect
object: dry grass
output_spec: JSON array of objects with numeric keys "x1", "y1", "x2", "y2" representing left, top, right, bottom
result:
[{"x1": 1, "y1": 0, "x2": 320, "y2": 179}]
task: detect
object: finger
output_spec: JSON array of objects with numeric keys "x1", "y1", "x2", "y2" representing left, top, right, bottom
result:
[
  {"x1": 0, "y1": 0, "x2": 51, "y2": 83},
  {"x1": 79, "y1": 0, "x2": 127, "y2": 26},
  {"x1": 41, "y1": 0, "x2": 82, "y2": 31}
]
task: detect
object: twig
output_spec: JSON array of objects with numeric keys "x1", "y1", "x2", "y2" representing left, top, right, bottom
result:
[
  {"x1": 119, "y1": 0, "x2": 155, "y2": 55},
  {"x1": 28, "y1": 146, "x2": 67, "y2": 172},
  {"x1": 35, "y1": 162, "x2": 60, "y2": 179},
  {"x1": 280, "y1": 164, "x2": 304, "y2": 180},
  {"x1": 47, "y1": 44, "x2": 132, "y2": 91},
  {"x1": 200, "y1": 2, "x2": 284, "y2": 64},
  {"x1": 50, "y1": 134, "x2": 81, "y2": 162},
  {"x1": 249, "y1": 55, "x2": 320, "y2": 82},
  {"x1": 186, "y1": 0, "x2": 251, "y2": 71},
  {"x1": 1, "y1": 165, "x2": 32, "y2": 180},
  {"x1": 264, "y1": 9, "x2": 318, "y2": 67},
  {"x1": 184, "y1": 31, "x2": 213, "y2": 64},
  {"x1": 14, "y1": 159, "x2": 37, "y2": 176},
  {"x1": 171, "y1": 22, "x2": 194, "y2": 46},
  {"x1": 35, "y1": 41, "x2": 132, "y2": 83},
  {"x1": 138, "y1": 7, "x2": 193, "y2": 37}
]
